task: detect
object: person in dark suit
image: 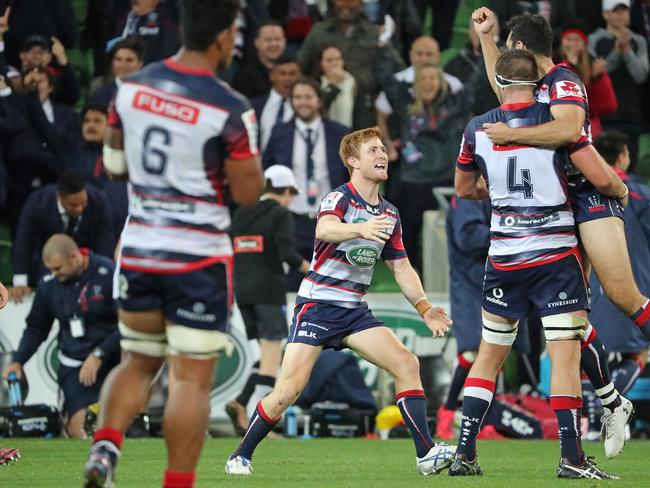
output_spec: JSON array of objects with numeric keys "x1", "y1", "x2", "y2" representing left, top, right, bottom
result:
[
  {"x1": 89, "y1": 37, "x2": 144, "y2": 109},
  {"x1": 3, "y1": 65, "x2": 79, "y2": 234},
  {"x1": 233, "y1": 20, "x2": 287, "y2": 99},
  {"x1": 10, "y1": 172, "x2": 115, "y2": 302},
  {"x1": 263, "y1": 77, "x2": 350, "y2": 288},
  {"x1": 250, "y1": 54, "x2": 301, "y2": 152}
]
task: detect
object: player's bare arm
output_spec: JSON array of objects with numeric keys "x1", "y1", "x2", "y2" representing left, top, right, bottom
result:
[
  {"x1": 315, "y1": 214, "x2": 393, "y2": 244},
  {"x1": 570, "y1": 145, "x2": 628, "y2": 205},
  {"x1": 102, "y1": 126, "x2": 128, "y2": 179},
  {"x1": 384, "y1": 257, "x2": 452, "y2": 338},
  {"x1": 483, "y1": 104, "x2": 584, "y2": 147},
  {"x1": 224, "y1": 156, "x2": 264, "y2": 208},
  {"x1": 473, "y1": 7, "x2": 502, "y2": 102},
  {"x1": 455, "y1": 167, "x2": 489, "y2": 200}
]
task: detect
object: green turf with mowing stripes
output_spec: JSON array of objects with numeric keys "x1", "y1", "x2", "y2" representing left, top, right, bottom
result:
[{"x1": 1, "y1": 438, "x2": 648, "y2": 487}]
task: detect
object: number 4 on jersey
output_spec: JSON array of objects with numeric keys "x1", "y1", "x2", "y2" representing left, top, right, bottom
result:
[{"x1": 507, "y1": 156, "x2": 533, "y2": 199}]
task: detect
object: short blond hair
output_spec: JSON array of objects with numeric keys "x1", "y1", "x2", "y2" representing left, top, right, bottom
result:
[{"x1": 338, "y1": 127, "x2": 383, "y2": 175}]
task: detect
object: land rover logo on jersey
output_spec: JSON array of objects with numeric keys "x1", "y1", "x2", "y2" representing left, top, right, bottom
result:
[{"x1": 346, "y1": 246, "x2": 379, "y2": 268}]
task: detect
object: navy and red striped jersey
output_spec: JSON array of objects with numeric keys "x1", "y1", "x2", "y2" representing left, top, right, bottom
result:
[
  {"x1": 297, "y1": 182, "x2": 406, "y2": 307},
  {"x1": 457, "y1": 101, "x2": 578, "y2": 270},
  {"x1": 109, "y1": 59, "x2": 259, "y2": 274}
]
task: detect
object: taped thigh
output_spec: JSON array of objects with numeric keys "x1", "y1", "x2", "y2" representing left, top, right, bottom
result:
[
  {"x1": 482, "y1": 317, "x2": 518, "y2": 346},
  {"x1": 541, "y1": 313, "x2": 586, "y2": 341},
  {"x1": 119, "y1": 322, "x2": 167, "y2": 357},
  {"x1": 166, "y1": 325, "x2": 234, "y2": 359}
]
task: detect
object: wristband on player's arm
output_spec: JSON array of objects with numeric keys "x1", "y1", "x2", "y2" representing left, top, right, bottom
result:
[
  {"x1": 414, "y1": 296, "x2": 432, "y2": 317},
  {"x1": 616, "y1": 184, "x2": 628, "y2": 201}
]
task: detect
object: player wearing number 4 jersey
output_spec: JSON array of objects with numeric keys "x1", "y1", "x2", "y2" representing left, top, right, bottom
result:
[
  {"x1": 473, "y1": 8, "x2": 637, "y2": 460},
  {"x1": 453, "y1": 49, "x2": 618, "y2": 480},
  {"x1": 225, "y1": 127, "x2": 456, "y2": 477},
  {"x1": 83, "y1": 2, "x2": 264, "y2": 488}
]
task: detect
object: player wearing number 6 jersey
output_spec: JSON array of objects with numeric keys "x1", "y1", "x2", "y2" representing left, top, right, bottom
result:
[
  {"x1": 452, "y1": 49, "x2": 618, "y2": 479},
  {"x1": 83, "y1": 2, "x2": 264, "y2": 488}
]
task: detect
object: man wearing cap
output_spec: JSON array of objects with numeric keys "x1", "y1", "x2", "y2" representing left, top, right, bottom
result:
[
  {"x1": 5, "y1": 34, "x2": 81, "y2": 106},
  {"x1": 225, "y1": 165, "x2": 310, "y2": 435},
  {"x1": 589, "y1": 0, "x2": 649, "y2": 170}
]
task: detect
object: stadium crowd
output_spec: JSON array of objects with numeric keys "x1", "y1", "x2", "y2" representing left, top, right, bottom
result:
[{"x1": 0, "y1": 0, "x2": 649, "y2": 470}]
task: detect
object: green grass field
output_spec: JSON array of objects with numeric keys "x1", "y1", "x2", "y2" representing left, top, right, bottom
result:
[{"x1": 1, "y1": 438, "x2": 648, "y2": 487}]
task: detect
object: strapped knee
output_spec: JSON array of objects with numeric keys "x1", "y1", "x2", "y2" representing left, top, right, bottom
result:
[
  {"x1": 482, "y1": 317, "x2": 518, "y2": 346},
  {"x1": 542, "y1": 313, "x2": 586, "y2": 341},
  {"x1": 166, "y1": 325, "x2": 234, "y2": 360},
  {"x1": 119, "y1": 322, "x2": 167, "y2": 357}
]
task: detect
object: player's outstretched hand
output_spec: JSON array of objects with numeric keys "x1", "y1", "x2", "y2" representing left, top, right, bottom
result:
[
  {"x1": 472, "y1": 7, "x2": 496, "y2": 36},
  {"x1": 358, "y1": 214, "x2": 393, "y2": 243},
  {"x1": 423, "y1": 306, "x2": 452, "y2": 338},
  {"x1": 483, "y1": 122, "x2": 512, "y2": 146}
]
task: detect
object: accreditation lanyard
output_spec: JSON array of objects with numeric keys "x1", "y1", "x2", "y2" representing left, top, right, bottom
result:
[{"x1": 69, "y1": 282, "x2": 88, "y2": 338}]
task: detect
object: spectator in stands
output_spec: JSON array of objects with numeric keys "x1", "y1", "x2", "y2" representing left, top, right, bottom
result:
[
  {"x1": 375, "y1": 36, "x2": 463, "y2": 153},
  {"x1": 0, "y1": 0, "x2": 77, "y2": 71},
  {"x1": 251, "y1": 54, "x2": 301, "y2": 152},
  {"x1": 116, "y1": 0, "x2": 180, "y2": 66},
  {"x1": 379, "y1": 59, "x2": 474, "y2": 271},
  {"x1": 445, "y1": 18, "x2": 502, "y2": 116},
  {"x1": 72, "y1": 103, "x2": 129, "y2": 241},
  {"x1": 3, "y1": 65, "x2": 78, "y2": 232},
  {"x1": 490, "y1": 0, "x2": 579, "y2": 40},
  {"x1": 412, "y1": 0, "x2": 460, "y2": 50},
  {"x1": 71, "y1": 104, "x2": 108, "y2": 184},
  {"x1": 89, "y1": 37, "x2": 144, "y2": 108},
  {"x1": 263, "y1": 77, "x2": 349, "y2": 288},
  {"x1": 296, "y1": 0, "x2": 405, "y2": 128},
  {"x1": 318, "y1": 45, "x2": 356, "y2": 128},
  {"x1": 3, "y1": 234, "x2": 120, "y2": 438},
  {"x1": 4, "y1": 34, "x2": 81, "y2": 106},
  {"x1": 554, "y1": 26, "x2": 618, "y2": 138},
  {"x1": 268, "y1": 0, "x2": 317, "y2": 55},
  {"x1": 233, "y1": 20, "x2": 287, "y2": 99},
  {"x1": 10, "y1": 172, "x2": 115, "y2": 302},
  {"x1": 589, "y1": 0, "x2": 649, "y2": 170}
]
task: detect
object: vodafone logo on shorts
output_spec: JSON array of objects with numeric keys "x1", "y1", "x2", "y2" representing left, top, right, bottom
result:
[
  {"x1": 555, "y1": 81, "x2": 584, "y2": 100},
  {"x1": 133, "y1": 91, "x2": 199, "y2": 124}
]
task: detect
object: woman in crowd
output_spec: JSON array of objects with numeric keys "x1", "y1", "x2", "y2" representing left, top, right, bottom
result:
[
  {"x1": 554, "y1": 27, "x2": 618, "y2": 138},
  {"x1": 318, "y1": 45, "x2": 356, "y2": 128},
  {"x1": 381, "y1": 61, "x2": 473, "y2": 271}
]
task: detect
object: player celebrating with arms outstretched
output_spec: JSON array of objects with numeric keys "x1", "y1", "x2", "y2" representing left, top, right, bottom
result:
[{"x1": 225, "y1": 127, "x2": 456, "y2": 477}]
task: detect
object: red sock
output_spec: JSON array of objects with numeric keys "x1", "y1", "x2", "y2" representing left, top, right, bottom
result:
[
  {"x1": 163, "y1": 470, "x2": 195, "y2": 488},
  {"x1": 93, "y1": 427, "x2": 123, "y2": 450}
]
